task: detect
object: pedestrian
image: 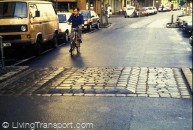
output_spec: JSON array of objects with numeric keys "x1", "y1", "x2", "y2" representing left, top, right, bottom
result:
[
  {"x1": 171, "y1": 4, "x2": 173, "y2": 11},
  {"x1": 161, "y1": 5, "x2": 164, "y2": 12},
  {"x1": 68, "y1": 7, "x2": 84, "y2": 52}
]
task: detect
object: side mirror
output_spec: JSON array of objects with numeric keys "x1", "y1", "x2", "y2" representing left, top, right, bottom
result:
[
  {"x1": 91, "y1": 15, "x2": 94, "y2": 18},
  {"x1": 35, "y1": 10, "x2": 40, "y2": 17}
]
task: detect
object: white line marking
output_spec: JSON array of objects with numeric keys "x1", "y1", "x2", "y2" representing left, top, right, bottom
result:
[{"x1": 13, "y1": 56, "x2": 36, "y2": 66}]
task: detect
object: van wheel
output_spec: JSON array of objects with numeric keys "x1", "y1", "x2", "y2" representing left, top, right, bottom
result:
[
  {"x1": 52, "y1": 35, "x2": 58, "y2": 48},
  {"x1": 34, "y1": 37, "x2": 42, "y2": 56}
]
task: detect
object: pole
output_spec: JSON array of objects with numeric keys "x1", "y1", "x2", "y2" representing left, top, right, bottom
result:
[
  {"x1": 171, "y1": 14, "x2": 173, "y2": 23},
  {"x1": 0, "y1": 36, "x2": 5, "y2": 69},
  {"x1": 88, "y1": 0, "x2": 90, "y2": 10},
  {"x1": 100, "y1": 0, "x2": 103, "y2": 26},
  {"x1": 153, "y1": 0, "x2": 155, "y2": 7},
  {"x1": 56, "y1": 0, "x2": 58, "y2": 12}
]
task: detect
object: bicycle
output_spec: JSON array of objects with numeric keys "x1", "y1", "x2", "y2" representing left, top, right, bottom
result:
[{"x1": 70, "y1": 27, "x2": 81, "y2": 55}]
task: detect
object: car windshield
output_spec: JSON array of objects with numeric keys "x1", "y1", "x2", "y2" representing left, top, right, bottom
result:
[
  {"x1": 0, "y1": 2, "x2": 27, "y2": 18},
  {"x1": 127, "y1": 8, "x2": 134, "y2": 10},
  {"x1": 58, "y1": 14, "x2": 67, "y2": 23},
  {"x1": 80, "y1": 11, "x2": 90, "y2": 18}
]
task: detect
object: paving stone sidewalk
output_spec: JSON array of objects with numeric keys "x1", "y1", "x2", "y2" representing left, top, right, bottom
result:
[
  {"x1": 0, "y1": 66, "x2": 29, "y2": 83},
  {"x1": 0, "y1": 67, "x2": 192, "y2": 98}
]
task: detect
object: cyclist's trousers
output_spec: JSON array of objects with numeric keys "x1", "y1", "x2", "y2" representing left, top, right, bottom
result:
[{"x1": 70, "y1": 28, "x2": 82, "y2": 44}]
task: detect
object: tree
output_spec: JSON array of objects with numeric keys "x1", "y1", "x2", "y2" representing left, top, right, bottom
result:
[
  {"x1": 168, "y1": 0, "x2": 178, "y2": 2},
  {"x1": 180, "y1": 0, "x2": 186, "y2": 6}
]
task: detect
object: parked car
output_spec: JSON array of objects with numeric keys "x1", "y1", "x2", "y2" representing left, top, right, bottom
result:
[
  {"x1": 80, "y1": 10, "x2": 100, "y2": 31},
  {"x1": 146, "y1": 7, "x2": 155, "y2": 15},
  {"x1": 158, "y1": 6, "x2": 170, "y2": 12},
  {"x1": 141, "y1": 7, "x2": 148, "y2": 16},
  {"x1": 0, "y1": 0, "x2": 59, "y2": 55},
  {"x1": 165, "y1": 6, "x2": 171, "y2": 11},
  {"x1": 57, "y1": 12, "x2": 72, "y2": 43},
  {"x1": 152, "y1": 7, "x2": 158, "y2": 14},
  {"x1": 182, "y1": 17, "x2": 192, "y2": 35},
  {"x1": 176, "y1": 15, "x2": 192, "y2": 27},
  {"x1": 124, "y1": 6, "x2": 138, "y2": 18}
]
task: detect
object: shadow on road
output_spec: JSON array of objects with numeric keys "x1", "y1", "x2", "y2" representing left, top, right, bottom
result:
[{"x1": 70, "y1": 53, "x2": 85, "y2": 68}]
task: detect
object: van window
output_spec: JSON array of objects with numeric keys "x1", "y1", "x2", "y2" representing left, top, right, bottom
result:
[{"x1": 0, "y1": 2, "x2": 27, "y2": 18}]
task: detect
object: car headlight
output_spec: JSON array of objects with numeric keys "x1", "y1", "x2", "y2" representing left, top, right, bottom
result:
[
  {"x1": 84, "y1": 21, "x2": 88, "y2": 24},
  {"x1": 21, "y1": 25, "x2": 27, "y2": 32}
]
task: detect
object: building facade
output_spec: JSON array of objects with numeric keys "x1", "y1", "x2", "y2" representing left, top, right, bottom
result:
[
  {"x1": 51, "y1": 0, "x2": 101, "y2": 14},
  {"x1": 51, "y1": 0, "x2": 181, "y2": 15}
]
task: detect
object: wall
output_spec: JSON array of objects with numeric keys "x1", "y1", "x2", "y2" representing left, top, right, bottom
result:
[{"x1": 77, "y1": 0, "x2": 87, "y2": 10}]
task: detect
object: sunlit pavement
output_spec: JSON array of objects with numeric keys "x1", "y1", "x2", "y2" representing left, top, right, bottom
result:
[{"x1": 0, "y1": 96, "x2": 192, "y2": 130}]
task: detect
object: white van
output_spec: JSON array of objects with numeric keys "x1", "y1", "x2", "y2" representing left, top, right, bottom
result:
[{"x1": 0, "y1": 0, "x2": 59, "y2": 55}]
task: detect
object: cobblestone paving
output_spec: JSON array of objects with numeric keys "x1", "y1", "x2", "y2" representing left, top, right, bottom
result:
[{"x1": 0, "y1": 67, "x2": 192, "y2": 98}]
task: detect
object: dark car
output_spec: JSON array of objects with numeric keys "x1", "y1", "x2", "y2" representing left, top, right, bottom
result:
[
  {"x1": 80, "y1": 10, "x2": 100, "y2": 31},
  {"x1": 182, "y1": 18, "x2": 192, "y2": 36}
]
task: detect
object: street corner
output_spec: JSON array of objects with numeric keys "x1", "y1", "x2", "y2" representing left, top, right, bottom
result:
[
  {"x1": 181, "y1": 68, "x2": 193, "y2": 94},
  {"x1": 0, "y1": 66, "x2": 29, "y2": 83}
]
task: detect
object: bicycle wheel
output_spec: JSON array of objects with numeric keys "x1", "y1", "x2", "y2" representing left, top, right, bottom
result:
[
  {"x1": 70, "y1": 41, "x2": 75, "y2": 55},
  {"x1": 76, "y1": 41, "x2": 80, "y2": 53}
]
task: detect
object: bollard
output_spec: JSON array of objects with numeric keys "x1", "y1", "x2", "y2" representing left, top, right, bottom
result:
[
  {"x1": 0, "y1": 36, "x2": 5, "y2": 69},
  {"x1": 171, "y1": 14, "x2": 174, "y2": 23}
]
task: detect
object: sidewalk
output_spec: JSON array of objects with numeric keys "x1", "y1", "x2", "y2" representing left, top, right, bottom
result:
[{"x1": 0, "y1": 66, "x2": 192, "y2": 98}]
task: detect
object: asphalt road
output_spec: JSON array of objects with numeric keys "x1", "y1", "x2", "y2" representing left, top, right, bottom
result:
[
  {"x1": 0, "y1": 96, "x2": 192, "y2": 130},
  {"x1": 19, "y1": 10, "x2": 192, "y2": 68}
]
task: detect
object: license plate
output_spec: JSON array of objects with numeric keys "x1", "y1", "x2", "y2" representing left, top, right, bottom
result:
[{"x1": 3, "y1": 43, "x2": 11, "y2": 47}]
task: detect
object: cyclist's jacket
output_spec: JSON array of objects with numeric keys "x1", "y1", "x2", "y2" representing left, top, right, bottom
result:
[{"x1": 68, "y1": 13, "x2": 84, "y2": 28}]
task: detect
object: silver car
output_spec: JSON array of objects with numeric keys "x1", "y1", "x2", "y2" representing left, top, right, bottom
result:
[{"x1": 80, "y1": 10, "x2": 100, "y2": 31}]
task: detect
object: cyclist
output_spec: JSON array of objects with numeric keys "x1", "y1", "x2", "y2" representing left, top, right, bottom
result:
[{"x1": 68, "y1": 7, "x2": 84, "y2": 52}]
